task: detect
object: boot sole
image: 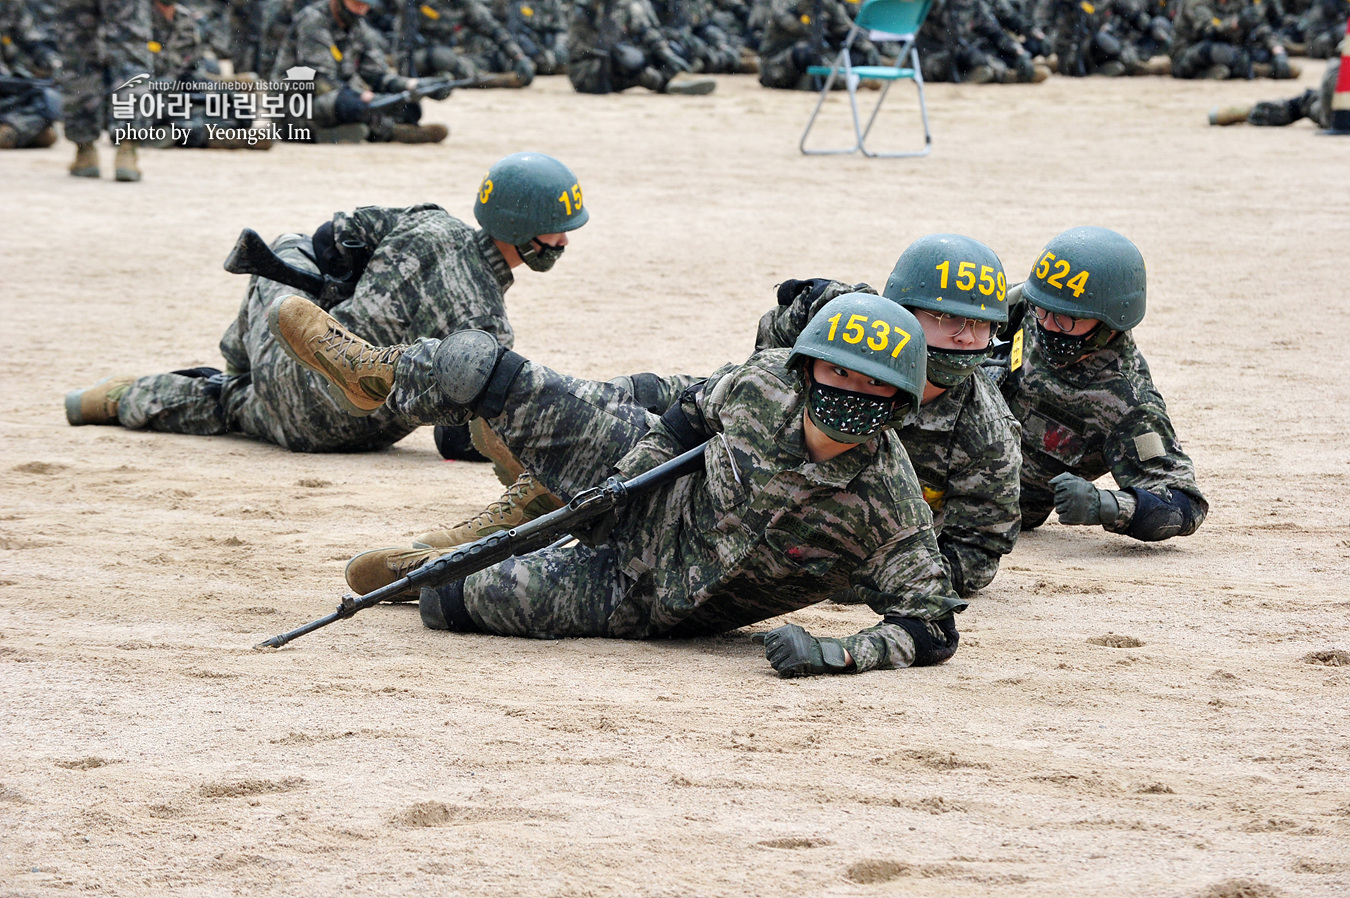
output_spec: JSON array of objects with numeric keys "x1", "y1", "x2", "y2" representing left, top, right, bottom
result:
[
  {"x1": 266, "y1": 297, "x2": 381, "y2": 418},
  {"x1": 666, "y1": 81, "x2": 717, "y2": 96},
  {"x1": 69, "y1": 168, "x2": 100, "y2": 178}
]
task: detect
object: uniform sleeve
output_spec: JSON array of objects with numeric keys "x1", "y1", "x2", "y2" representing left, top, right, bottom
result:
[
  {"x1": 355, "y1": 23, "x2": 408, "y2": 93},
  {"x1": 938, "y1": 384, "x2": 1022, "y2": 596},
  {"x1": 840, "y1": 525, "x2": 968, "y2": 672},
  {"x1": 466, "y1": 0, "x2": 526, "y2": 57},
  {"x1": 293, "y1": 16, "x2": 345, "y2": 91},
  {"x1": 614, "y1": 362, "x2": 735, "y2": 476},
  {"x1": 1104, "y1": 403, "x2": 1208, "y2": 527},
  {"x1": 754, "y1": 279, "x2": 873, "y2": 352}
]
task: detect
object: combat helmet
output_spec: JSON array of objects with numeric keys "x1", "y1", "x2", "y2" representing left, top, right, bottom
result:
[
  {"x1": 473, "y1": 152, "x2": 588, "y2": 271},
  {"x1": 1022, "y1": 226, "x2": 1146, "y2": 331},
  {"x1": 787, "y1": 293, "x2": 927, "y2": 441},
  {"x1": 882, "y1": 234, "x2": 1007, "y2": 388}
]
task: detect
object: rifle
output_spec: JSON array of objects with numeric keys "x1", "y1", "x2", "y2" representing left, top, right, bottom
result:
[
  {"x1": 401, "y1": 0, "x2": 419, "y2": 76},
  {"x1": 256, "y1": 442, "x2": 709, "y2": 649},
  {"x1": 366, "y1": 73, "x2": 485, "y2": 110},
  {"x1": 223, "y1": 227, "x2": 361, "y2": 309}
]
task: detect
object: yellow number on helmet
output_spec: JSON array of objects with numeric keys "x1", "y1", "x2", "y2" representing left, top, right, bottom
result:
[{"x1": 479, "y1": 178, "x2": 494, "y2": 204}]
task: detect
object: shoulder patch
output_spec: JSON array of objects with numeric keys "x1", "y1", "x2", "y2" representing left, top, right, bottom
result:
[
  {"x1": 330, "y1": 44, "x2": 343, "y2": 62},
  {"x1": 1134, "y1": 431, "x2": 1165, "y2": 461}
]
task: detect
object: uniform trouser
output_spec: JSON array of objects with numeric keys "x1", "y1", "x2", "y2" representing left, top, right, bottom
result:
[
  {"x1": 1172, "y1": 41, "x2": 1249, "y2": 79},
  {"x1": 56, "y1": 0, "x2": 153, "y2": 144},
  {"x1": 117, "y1": 234, "x2": 416, "y2": 452},
  {"x1": 568, "y1": 54, "x2": 664, "y2": 94},
  {"x1": 388, "y1": 341, "x2": 659, "y2": 637},
  {"x1": 0, "y1": 96, "x2": 57, "y2": 145}
]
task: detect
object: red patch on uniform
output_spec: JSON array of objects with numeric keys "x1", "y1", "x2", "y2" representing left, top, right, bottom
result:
[
  {"x1": 786, "y1": 546, "x2": 804, "y2": 561},
  {"x1": 1043, "y1": 423, "x2": 1078, "y2": 454}
]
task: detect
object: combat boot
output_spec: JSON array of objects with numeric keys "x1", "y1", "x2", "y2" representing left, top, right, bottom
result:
[
  {"x1": 737, "y1": 48, "x2": 760, "y2": 74},
  {"x1": 207, "y1": 132, "x2": 273, "y2": 150},
  {"x1": 1031, "y1": 62, "x2": 1052, "y2": 83},
  {"x1": 114, "y1": 141, "x2": 141, "y2": 182},
  {"x1": 1139, "y1": 56, "x2": 1171, "y2": 76},
  {"x1": 664, "y1": 73, "x2": 717, "y2": 95},
  {"x1": 966, "y1": 65, "x2": 996, "y2": 84},
  {"x1": 69, "y1": 141, "x2": 100, "y2": 178},
  {"x1": 1208, "y1": 105, "x2": 1251, "y2": 125},
  {"x1": 65, "y1": 375, "x2": 135, "y2": 425},
  {"x1": 1095, "y1": 60, "x2": 1127, "y2": 77},
  {"x1": 390, "y1": 122, "x2": 449, "y2": 143},
  {"x1": 344, "y1": 546, "x2": 442, "y2": 598},
  {"x1": 0, "y1": 125, "x2": 18, "y2": 149},
  {"x1": 1201, "y1": 64, "x2": 1231, "y2": 80},
  {"x1": 412, "y1": 471, "x2": 564, "y2": 549},
  {"x1": 33, "y1": 126, "x2": 57, "y2": 148},
  {"x1": 470, "y1": 417, "x2": 526, "y2": 486},
  {"x1": 266, "y1": 294, "x2": 406, "y2": 416}
]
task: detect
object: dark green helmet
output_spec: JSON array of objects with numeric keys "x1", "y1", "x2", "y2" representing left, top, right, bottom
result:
[
  {"x1": 473, "y1": 152, "x2": 589, "y2": 246},
  {"x1": 786, "y1": 293, "x2": 927, "y2": 415},
  {"x1": 1022, "y1": 226, "x2": 1145, "y2": 331},
  {"x1": 883, "y1": 233, "x2": 1009, "y2": 323}
]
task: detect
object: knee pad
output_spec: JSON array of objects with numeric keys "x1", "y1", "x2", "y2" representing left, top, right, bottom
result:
[
  {"x1": 790, "y1": 41, "x2": 817, "y2": 71},
  {"x1": 1093, "y1": 31, "x2": 1123, "y2": 59},
  {"x1": 1208, "y1": 43, "x2": 1238, "y2": 67},
  {"x1": 613, "y1": 43, "x2": 647, "y2": 75},
  {"x1": 427, "y1": 45, "x2": 460, "y2": 74},
  {"x1": 1123, "y1": 487, "x2": 1198, "y2": 541},
  {"x1": 612, "y1": 371, "x2": 674, "y2": 413},
  {"x1": 332, "y1": 86, "x2": 370, "y2": 124},
  {"x1": 886, "y1": 614, "x2": 960, "y2": 666},
  {"x1": 431, "y1": 330, "x2": 527, "y2": 418},
  {"x1": 419, "y1": 580, "x2": 481, "y2": 632}
]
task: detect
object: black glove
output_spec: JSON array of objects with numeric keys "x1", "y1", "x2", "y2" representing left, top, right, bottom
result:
[
  {"x1": 1049, "y1": 472, "x2": 1119, "y2": 526},
  {"x1": 657, "y1": 45, "x2": 693, "y2": 73},
  {"x1": 753, "y1": 624, "x2": 851, "y2": 677},
  {"x1": 513, "y1": 55, "x2": 537, "y2": 85}
]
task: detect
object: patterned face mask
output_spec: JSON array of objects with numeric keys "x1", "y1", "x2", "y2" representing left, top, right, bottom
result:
[
  {"x1": 516, "y1": 240, "x2": 566, "y2": 272},
  {"x1": 926, "y1": 346, "x2": 991, "y2": 388},
  {"x1": 806, "y1": 381, "x2": 897, "y2": 444},
  {"x1": 1035, "y1": 319, "x2": 1115, "y2": 367}
]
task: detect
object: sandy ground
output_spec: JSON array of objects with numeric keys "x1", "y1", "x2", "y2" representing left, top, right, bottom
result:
[{"x1": 1, "y1": 66, "x2": 1349, "y2": 898}]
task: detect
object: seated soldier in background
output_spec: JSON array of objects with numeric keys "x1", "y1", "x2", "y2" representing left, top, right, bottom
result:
[
  {"x1": 495, "y1": 0, "x2": 571, "y2": 75},
  {"x1": 917, "y1": 0, "x2": 1048, "y2": 84},
  {"x1": 270, "y1": 0, "x2": 450, "y2": 142},
  {"x1": 0, "y1": 0, "x2": 61, "y2": 150},
  {"x1": 1170, "y1": 0, "x2": 1300, "y2": 79},
  {"x1": 270, "y1": 290, "x2": 967, "y2": 677},
  {"x1": 346, "y1": 235, "x2": 1020, "y2": 603},
  {"x1": 408, "y1": 0, "x2": 538, "y2": 88},
  {"x1": 999, "y1": 227, "x2": 1208, "y2": 542},
  {"x1": 64, "y1": 153, "x2": 588, "y2": 453},
  {"x1": 1208, "y1": 55, "x2": 1341, "y2": 128},
  {"x1": 567, "y1": 0, "x2": 718, "y2": 93},
  {"x1": 757, "y1": 0, "x2": 880, "y2": 90}
]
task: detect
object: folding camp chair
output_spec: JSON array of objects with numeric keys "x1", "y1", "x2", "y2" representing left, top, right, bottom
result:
[{"x1": 799, "y1": 0, "x2": 934, "y2": 157}]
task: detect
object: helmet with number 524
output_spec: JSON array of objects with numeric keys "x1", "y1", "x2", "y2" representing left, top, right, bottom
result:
[
  {"x1": 473, "y1": 152, "x2": 589, "y2": 270},
  {"x1": 787, "y1": 293, "x2": 928, "y2": 420},
  {"x1": 1023, "y1": 226, "x2": 1146, "y2": 331}
]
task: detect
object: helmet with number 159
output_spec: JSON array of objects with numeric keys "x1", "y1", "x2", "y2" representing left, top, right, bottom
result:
[
  {"x1": 473, "y1": 152, "x2": 589, "y2": 271},
  {"x1": 787, "y1": 293, "x2": 928, "y2": 419},
  {"x1": 1023, "y1": 226, "x2": 1146, "y2": 331},
  {"x1": 882, "y1": 233, "x2": 1009, "y2": 323}
]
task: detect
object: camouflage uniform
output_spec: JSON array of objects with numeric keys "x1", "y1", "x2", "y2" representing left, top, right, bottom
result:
[
  {"x1": 1282, "y1": 0, "x2": 1349, "y2": 58},
  {"x1": 999, "y1": 320, "x2": 1208, "y2": 536},
  {"x1": 54, "y1": 0, "x2": 154, "y2": 143},
  {"x1": 118, "y1": 207, "x2": 516, "y2": 452},
  {"x1": 756, "y1": 281, "x2": 1021, "y2": 598},
  {"x1": 1246, "y1": 57, "x2": 1340, "y2": 126},
  {"x1": 917, "y1": 0, "x2": 1038, "y2": 83},
  {"x1": 410, "y1": 0, "x2": 530, "y2": 77},
  {"x1": 566, "y1": 0, "x2": 686, "y2": 93},
  {"x1": 1170, "y1": 0, "x2": 1290, "y2": 78},
  {"x1": 150, "y1": 2, "x2": 211, "y2": 79},
  {"x1": 757, "y1": 0, "x2": 877, "y2": 90},
  {"x1": 0, "y1": 0, "x2": 62, "y2": 146},
  {"x1": 389, "y1": 346, "x2": 965, "y2": 667},
  {"x1": 495, "y1": 0, "x2": 570, "y2": 73},
  {"x1": 652, "y1": 0, "x2": 742, "y2": 72},
  {"x1": 1033, "y1": 0, "x2": 1147, "y2": 76},
  {"x1": 270, "y1": 1, "x2": 416, "y2": 137}
]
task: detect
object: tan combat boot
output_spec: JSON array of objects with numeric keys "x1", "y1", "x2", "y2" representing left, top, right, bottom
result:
[
  {"x1": 413, "y1": 471, "x2": 564, "y2": 549},
  {"x1": 0, "y1": 125, "x2": 18, "y2": 149},
  {"x1": 1208, "y1": 105, "x2": 1251, "y2": 126},
  {"x1": 33, "y1": 126, "x2": 58, "y2": 148},
  {"x1": 70, "y1": 141, "x2": 100, "y2": 178},
  {"x1": 390, "y1": 122, "x2": 449, "y2": 143},
  {"x1": 266, "y1": 294, "x2": 406, "y2": 416},
  {"x1": 65, "y1": 375, "x2": 136, "y2": 425},
  {"x1": 1031, "y1": 62, "x2": 1052, "y2": 83},
  {"x1": 344, "y1": 545, "x2": 442, "y2": 598},
  {"x1": 114, "y1": 141, "x2": 140, "y2": 181},
  {"x1": 737, "y1": 48, "x2": 760, "y2": 74},
  {"x1": 1139, "y1": 56, "x2": 1172, "y2": 76},
  {"x1": 469, "y1": 417, "x2": 526, "y2": 487}
]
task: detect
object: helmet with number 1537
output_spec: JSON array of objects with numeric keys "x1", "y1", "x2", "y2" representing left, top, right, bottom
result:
[
  {"x1": 1023, "y1": 226, "x2": 1146, "y2": 331},
  {"x1": 786, "y1": 293, "x2": 928, "y2": 418},
  {"x1": 473, "y1": 152, "x2": 589, "y2": 251}
]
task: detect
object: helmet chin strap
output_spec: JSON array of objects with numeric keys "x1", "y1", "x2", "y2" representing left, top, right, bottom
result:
[{"x1": 515, "y1": 238, "x2": 565, "y2": 272}]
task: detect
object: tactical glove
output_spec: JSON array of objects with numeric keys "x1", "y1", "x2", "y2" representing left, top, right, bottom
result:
[
  {"x1": 513, "y1": 55, "x2": 537, "y2": 86},
  {"x1": 657, "y1": 46, "x2": 693, "y2": 73},
  {"x1": 1049, "y1": 472, "x2": 1120, "y2": 526},
  {"x1": 753, "y1": 624, "x2": 851, "y2": 677}
]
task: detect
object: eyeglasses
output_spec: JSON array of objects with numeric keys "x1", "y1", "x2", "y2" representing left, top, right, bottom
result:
[
  {"x1": 1032, "y1": 306, "x2": 1084, "y2": 333},
  {"x1": 919, "y1": 310, "x2": 993, "y2": 343}
]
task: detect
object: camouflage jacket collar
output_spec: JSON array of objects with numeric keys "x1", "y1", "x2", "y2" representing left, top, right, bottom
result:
[
  {"x1": 913, "y1": 372, "x2": 974, "y2": 431},
  {"x1": 475, "y1": 229, "x2": 515, "y2": 294}
]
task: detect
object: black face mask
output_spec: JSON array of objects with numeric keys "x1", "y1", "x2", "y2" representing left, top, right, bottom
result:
[
  {"x1": 516, "y1": 239, "x2": 565, "y2": 272},
  {"x1": 806, "y1": 381, "x2": 898, "y2": 444},
  {"x1": 1035, "y1": 319, "x2": 1116, "y2": 367},
  {"x1": 926, "y1": 346, "x2": 991, "y2": 388}
]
